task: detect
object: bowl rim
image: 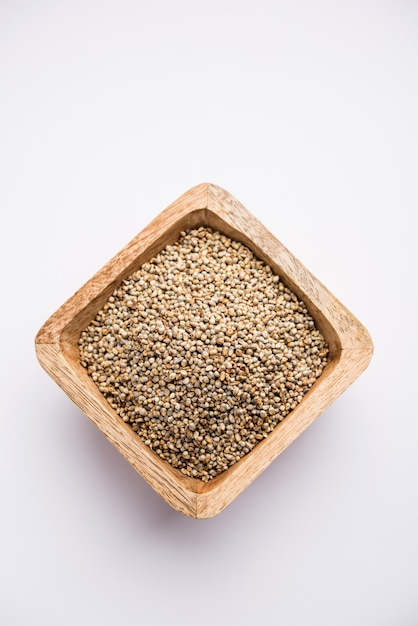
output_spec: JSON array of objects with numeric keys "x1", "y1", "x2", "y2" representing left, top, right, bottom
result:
[{"x1": 35, "y1": 183, "x2": 373, "y2": 518}]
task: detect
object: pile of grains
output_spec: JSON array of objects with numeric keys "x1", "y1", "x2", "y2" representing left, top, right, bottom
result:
[{"x1": 79, "y1": 227, "x2": 328, "y2": 481}]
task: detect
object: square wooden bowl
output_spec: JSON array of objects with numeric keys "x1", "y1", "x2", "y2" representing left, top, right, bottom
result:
[{"x1": 35, "y1": 183, "x2": 373, "y2": 518}]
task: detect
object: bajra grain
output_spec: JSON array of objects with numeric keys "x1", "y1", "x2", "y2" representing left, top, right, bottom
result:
[{"x1": 79, "y1": 227, "x2": 328, "y2": 481}]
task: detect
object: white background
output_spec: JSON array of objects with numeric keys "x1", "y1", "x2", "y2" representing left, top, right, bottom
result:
[{"x1": 1, "y1": 1, "x2": 417, "y2": 624}]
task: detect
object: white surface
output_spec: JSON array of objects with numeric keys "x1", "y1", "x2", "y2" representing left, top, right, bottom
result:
[{"x1": 1, "y1": 1, "x2": 417, "y2": 624}]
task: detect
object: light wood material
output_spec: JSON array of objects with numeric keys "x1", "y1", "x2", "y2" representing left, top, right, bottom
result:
[{"x1": 35, "y1": 183, "x2": 373, "y2": 518}]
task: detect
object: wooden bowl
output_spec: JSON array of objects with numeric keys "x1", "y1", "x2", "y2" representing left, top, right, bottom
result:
[{"x1": 35, "y1": 183, "x2": 373, "y2": 518}]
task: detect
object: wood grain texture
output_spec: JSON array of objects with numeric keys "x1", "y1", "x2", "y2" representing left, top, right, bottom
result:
[{"x1": 35, "y1": 183, "x2": 373, "y2": 518}]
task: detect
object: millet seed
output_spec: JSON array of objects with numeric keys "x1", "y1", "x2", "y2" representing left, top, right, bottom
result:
[{"x1": 79, "y1": 227, "x2": 329, "y2": 481}]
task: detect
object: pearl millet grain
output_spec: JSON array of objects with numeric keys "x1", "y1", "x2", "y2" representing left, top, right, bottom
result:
[{"x1": 79, "y1": 227, "x2": 328, "y2": 481}]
